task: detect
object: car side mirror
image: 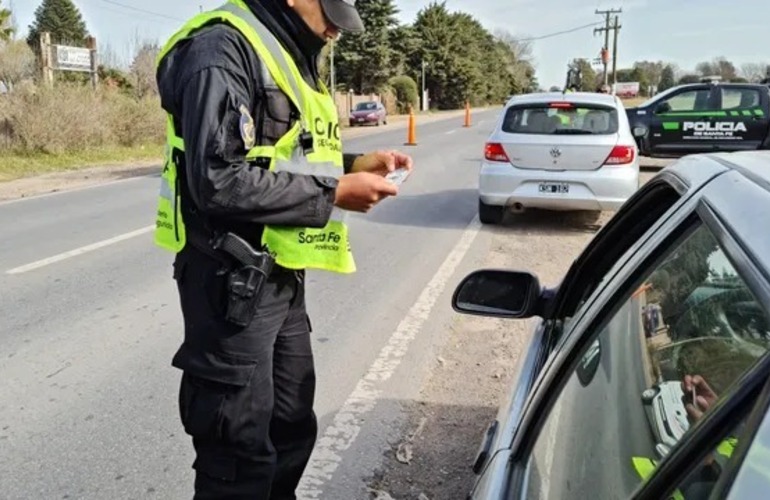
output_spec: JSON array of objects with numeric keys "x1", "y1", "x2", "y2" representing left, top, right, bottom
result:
[
  {"x1": 452, "y1": 270, "x2": 542, "y2": 319},
  {"x1": 654, "y1": 102, "x2": 671, "y2": 115}
]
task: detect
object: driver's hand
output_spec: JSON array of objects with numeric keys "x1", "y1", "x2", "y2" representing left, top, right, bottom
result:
[{"x1": 682, "y1": 375, "x2": 718, "y2": 421}]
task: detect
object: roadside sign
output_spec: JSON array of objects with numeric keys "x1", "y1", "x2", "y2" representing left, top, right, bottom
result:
[
  {"x1": 53, "y1": 45, "x2": 92, "y2": 72},
  {"x1": 613, "y1": 82, "x2": 640, "y2": 97}
]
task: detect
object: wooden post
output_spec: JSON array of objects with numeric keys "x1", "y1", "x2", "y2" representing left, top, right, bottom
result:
[
  {"x1": 40, "y1": 32, "x2": 54, "y2": 87},
  {"x1": 86, "y1": 36, "x2": 99, "y2": 89}
]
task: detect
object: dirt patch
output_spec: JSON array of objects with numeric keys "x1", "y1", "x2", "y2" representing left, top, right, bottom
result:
[
  {"x1": 0, "y1": 161, "x2": 162, "y2": 202},
  {"x1": 367, "y1": 211, "x2": 612, "y2": 499}
]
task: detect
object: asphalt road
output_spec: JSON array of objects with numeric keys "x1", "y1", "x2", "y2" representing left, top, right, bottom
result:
[{"x1": 0, "y1": 110, "x2": 501, "y2": 500}]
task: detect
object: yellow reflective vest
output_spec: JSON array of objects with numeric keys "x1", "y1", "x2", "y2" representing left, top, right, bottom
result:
[{"x1": 154, "y1": 0, "x2": 355, "y2": 274}]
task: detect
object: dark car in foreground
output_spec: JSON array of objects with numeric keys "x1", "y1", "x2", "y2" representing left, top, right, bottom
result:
[
  {"x1": 348, "y1": 101, "x2": 387, "y2": 127},
  {"x1": 453, "y1": 151, "x2": 770, "y2": 499},
  {"x1": 626, "y1": 83, "x2": 770, "y2": 158}
]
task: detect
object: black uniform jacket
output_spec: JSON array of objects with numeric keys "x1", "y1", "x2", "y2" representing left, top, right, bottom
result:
[{"x1": 156, "y1": 0, "x2": 359, "y2": 247}]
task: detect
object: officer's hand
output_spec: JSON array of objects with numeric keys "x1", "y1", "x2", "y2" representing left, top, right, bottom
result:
[
  {"x1": 335, "y1": 172, "x2": 398, "y2": 213},
  {"x1": 351, "y1": 150, "x2": 414, "y2": 177}
]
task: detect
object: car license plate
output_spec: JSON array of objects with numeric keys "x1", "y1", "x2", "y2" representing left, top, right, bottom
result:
[
  {"x1": 539, "y1": 182, "x2": 569, "y2": 194},
  {"x1": 358, "y1": 118, "x2": 365, "y2": 122}
]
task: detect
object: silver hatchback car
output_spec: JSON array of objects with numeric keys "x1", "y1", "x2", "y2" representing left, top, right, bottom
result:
[{"x1": 479, "y1": 92, "x2": 640, "y2": 224}]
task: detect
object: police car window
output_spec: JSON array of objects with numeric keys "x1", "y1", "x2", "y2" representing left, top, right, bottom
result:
[
  {"x1": 720, "y1": 88, "x2": 760, "y2": 110},
  {"x1": 663, "y1": 90, "x2": 712, "y2": 112},
  {"x1": 521, "y1": 223, "x2": 770, "y2": 500}
]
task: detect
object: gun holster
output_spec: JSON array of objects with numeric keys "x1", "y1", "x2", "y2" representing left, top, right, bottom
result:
[{"x1": 211, "y1": 232, "x2": 275, "y2": 327}]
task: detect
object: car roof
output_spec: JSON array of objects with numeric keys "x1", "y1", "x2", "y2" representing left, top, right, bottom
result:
[
  {"x1": 506, "y1": 92, "x2": 619, "y2": 107},
  {"x1": 666, "y1": 150, "x2": 770, "y2": 272}
]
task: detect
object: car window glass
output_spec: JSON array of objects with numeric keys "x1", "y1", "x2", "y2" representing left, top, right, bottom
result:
[
  {"x1": 652, "y1": 410, "x2": 748, "y2": 500},
  {"x1": 502, "y1": 104, "x2": 619, "y2": 135},
  {"x1": 720, "y1": 88, "x2": 761, "y2": 110},
  {"x1": 726, "y1": 398, "x2": 770, "y2": 499},
  {"x1": 522, "y1": 223, "x2": 770, "y2": 500},
  {"x1": 662, "y1": 90, "x2": 712, "y2": 112}
]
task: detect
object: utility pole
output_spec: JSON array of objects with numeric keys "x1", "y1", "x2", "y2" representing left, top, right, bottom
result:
[
  {"x1": 421, "y1": 59, "x2": 427, "y2": 111},
  {"x1": 611, "y1": 15, "x2": 622, "y2": 87},
  {"x1": 594, "y1": 8, "x2": 622, "y2": 86}
]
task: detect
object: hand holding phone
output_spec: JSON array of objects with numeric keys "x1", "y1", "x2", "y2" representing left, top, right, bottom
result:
[{"x1": 385, "y1": 168, "x2": 410, "y2": 186}]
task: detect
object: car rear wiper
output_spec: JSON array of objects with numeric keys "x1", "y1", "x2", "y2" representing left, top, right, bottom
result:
[{"x1": 553, "y1": 129, "x2": 594, "y2": 135}]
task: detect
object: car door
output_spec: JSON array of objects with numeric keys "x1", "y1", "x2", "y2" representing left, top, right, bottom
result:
[
  {"x1": 711, "y1": 86, "x2": 770, "y2": 152},
  {"x1": 646, "y1": 85, "x2": 716, "y2": 156},
  {"x1": 467, "y1": 161, "x2": 730, "y2": 500},
  {"x1": 632, "y1": 360, "x2": 770, "y2": 500},
  {"x1": 501, "y1": 173, "x2": 770, "y2": 499}
]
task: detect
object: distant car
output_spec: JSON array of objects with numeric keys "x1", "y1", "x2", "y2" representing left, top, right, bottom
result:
[
  {"x1": 349, "y1": 101, "x2": 387, "y2": 127},
  {"x1": 453, "y1": 150, "x2": 770, "y2": 500},
  {"x1": 479, "y1": 91, "x2": 640, "y2": 224}
]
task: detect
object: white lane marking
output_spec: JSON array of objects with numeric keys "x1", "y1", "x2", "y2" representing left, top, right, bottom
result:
[
  {"x1": 446, "y1": 129, "x2": 457, "y2": 135},
  {"x1": 297, "y1": 216, "x2": 483, "y2": 499},
  {"x1": 6, "y1": 225, "x2": 154, "y2": 274}
]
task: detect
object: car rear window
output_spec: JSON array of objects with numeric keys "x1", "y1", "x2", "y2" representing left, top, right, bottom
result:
[{"x1": 502, "y1": 103, "x2": 619, "y2": 135}]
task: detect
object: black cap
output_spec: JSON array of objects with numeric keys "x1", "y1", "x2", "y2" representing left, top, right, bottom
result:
[{"x1": 320, "y1": 0, "x2": 365, "y2": 32}]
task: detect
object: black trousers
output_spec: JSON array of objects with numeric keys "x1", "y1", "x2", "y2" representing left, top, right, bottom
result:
[{"x1": 171, "y1": 246, "x2": 317, "y2": 500}]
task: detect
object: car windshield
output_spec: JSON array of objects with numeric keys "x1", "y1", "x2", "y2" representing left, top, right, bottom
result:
[
  {"x1": 502, "y1": 104, "x2": 619, "y2": 135},
  {"x1": 355, "y1": 102, "x2": 378, "y2": 111}
]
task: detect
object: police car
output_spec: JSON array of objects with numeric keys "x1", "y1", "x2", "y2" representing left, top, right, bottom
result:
[{"x1": 626, "y1": 82, "x2": 770, "y2": 158}]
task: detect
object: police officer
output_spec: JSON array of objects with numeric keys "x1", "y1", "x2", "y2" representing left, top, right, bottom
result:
[{"x1": 154, "y1": 0, "x2": 413, "y2": 498}]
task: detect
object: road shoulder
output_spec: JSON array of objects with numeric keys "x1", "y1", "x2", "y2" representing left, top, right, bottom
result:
[
  {"x1": 366, "y1": 211, "x2": 610, "y2": 499},
  {"x1": 0, "y1": 108, "x2": 480, "y2": 202}
]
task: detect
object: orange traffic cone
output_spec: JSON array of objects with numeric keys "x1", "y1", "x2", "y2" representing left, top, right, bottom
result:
[
  {"x1": 463, "y1": 101, "x2": 471, "y2": 127},
  {"x1": 405, "y1": 105, "x2": 417, "y2": 146}
]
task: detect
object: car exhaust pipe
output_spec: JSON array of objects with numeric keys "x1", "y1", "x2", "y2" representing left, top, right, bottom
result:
[{"x1": 511, "y1": 203, "x2": 525, "y2": 213}]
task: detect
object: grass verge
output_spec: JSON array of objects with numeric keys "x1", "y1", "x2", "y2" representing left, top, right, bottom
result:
[{"x1": 0, "y1": 143, "x2": 164, "y2": 182}]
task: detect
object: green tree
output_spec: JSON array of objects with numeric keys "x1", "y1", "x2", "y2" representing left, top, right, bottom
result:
[
  {"x1": 389, "y1": 75, "x2": 418, "y2": 112},
  {"x1": 633, "y1": 60, "x2": 665, "y2": 89},
  {"x1": 389, "y1": 25, "x2": 421, "y2": 78},
  {"x1": 679, "y1": 74, "x2": 700, "y2": 85},
  {"x1": 658, "y1": 65, "x2": 676, "y2": 92},
  {"x1": 494, "y1": 30, "x2": 535, "y2": 95},
  {"x1": 410, "y1": 2, "x2": 524, "y2": 108},
  {"x1": 569, "y1": 58, "x2": 597, "y2": 91},
  {"x1": 334, "y1": 0, "x2": 399, "y2": 93},
  {"x1": 411, "y1": 2, "x2": 458, "y2": 109},
  {"x1": 696, "y1": 57, "x2": 737, "y2": 81},
  {"x1": 27, "y1": 0, "x2": 89, "y2": 49},
  {"x1": 0, "y1": 0, "x2": 13, "y2": 41}
]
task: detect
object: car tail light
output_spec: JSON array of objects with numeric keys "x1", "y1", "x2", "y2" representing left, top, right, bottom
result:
[
  {"x1": 485, "y1": 142, "x2": 510, "y2": 162},
  {"x1": 603, "y1": 145, "x2": 635, "y2": 165},
  {"x1": 549, "y1": 102, "x2": 573, "y2": 108}
]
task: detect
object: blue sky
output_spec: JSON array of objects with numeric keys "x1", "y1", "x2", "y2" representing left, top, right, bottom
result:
[{"x1": 12, "y1": 0, "x2": 770, "y2": 88}]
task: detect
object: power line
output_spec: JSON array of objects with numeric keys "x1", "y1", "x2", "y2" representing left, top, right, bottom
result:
[
  {"x1": 515, "y1": 21, "x2": 605, "y2": 42},
  {"x1": 95, "y1": 0, "x2": 186, "y2": 22}
]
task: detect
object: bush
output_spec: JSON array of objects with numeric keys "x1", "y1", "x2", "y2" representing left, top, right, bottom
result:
[
  {"x1": 105, "y1": 91, "x2": 165, "y2": 146},
  {"x1": 389, "y1": 75, "x2": 419, "y2": 114},
  {"x1": 0, "y1": 83, "x2": 165, "y2": 154}
]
